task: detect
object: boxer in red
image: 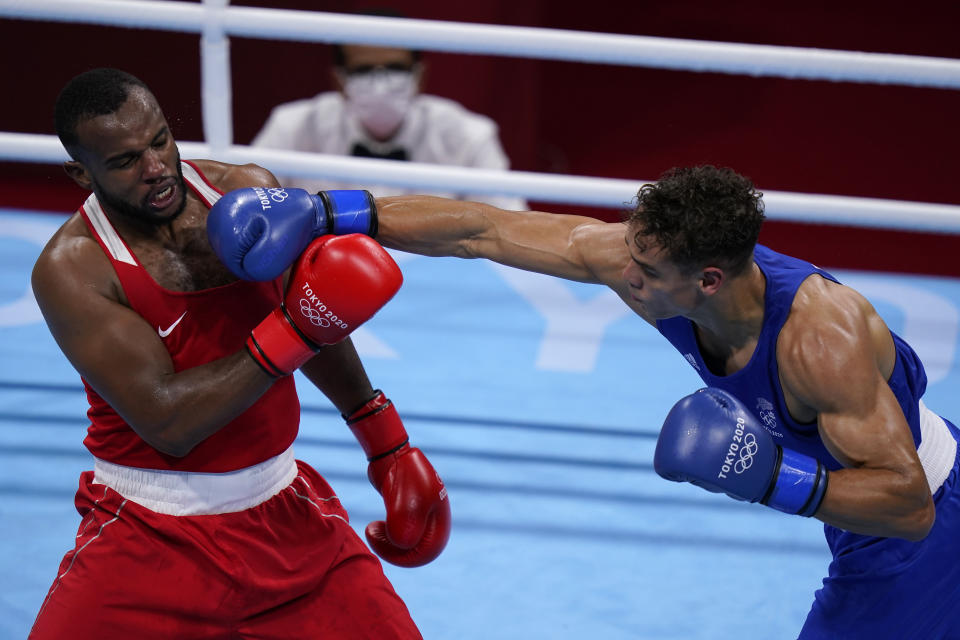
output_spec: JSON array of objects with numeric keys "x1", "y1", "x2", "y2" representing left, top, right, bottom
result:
[{"x1": 28, "y1": 67, "x2": 449, "y2": 639}]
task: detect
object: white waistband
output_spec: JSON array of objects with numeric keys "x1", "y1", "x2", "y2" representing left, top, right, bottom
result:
[
  {"x1": 917, "y1": 401, "x2": 957, "y2": 495},
  {"x1": 92, "y1": 446, "x2": 299, "y2": 516}
]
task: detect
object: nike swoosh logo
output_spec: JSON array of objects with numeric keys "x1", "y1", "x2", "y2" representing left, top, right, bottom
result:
[{"x1": 158, "y1": 311, "x2": 187, "y2": 338}]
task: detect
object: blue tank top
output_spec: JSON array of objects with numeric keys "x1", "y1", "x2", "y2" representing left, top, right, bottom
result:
[{"x1": 656, "y1": 244, "x2": 927, "y2": 470}]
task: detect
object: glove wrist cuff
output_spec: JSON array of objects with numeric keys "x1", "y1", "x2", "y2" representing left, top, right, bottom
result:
[
  {"x1": 763, "y1": 447, "x2": 829, "y2": 516},
  {"x1": 248, "y1": 307, "x2": 318, "y2": 376},
  {"x1": 316, "y1": 190, "x2": 378, "y2": 237},
  {"x1": 345, "y1": 390, "x2": 409, "y2": 460}
]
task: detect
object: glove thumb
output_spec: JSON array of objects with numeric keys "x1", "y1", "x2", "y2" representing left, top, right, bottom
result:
[{"x1": 365, "y1": 505, "x2": 451, "y2": 568}]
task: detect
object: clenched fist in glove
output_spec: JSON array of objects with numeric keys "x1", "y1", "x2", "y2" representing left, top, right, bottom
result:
[
  {"x1": 246, "y1": 234, "x2": 401, "y2": 377},
  {"x1": 345, "y1": 391, "x2": 451, "y2": 567},
  {"x1": 654, "y1": 387, "x2": 828, "y2": 517},
  {"x1": 208, "y1": 186, "x2": 377, "y2": 281}
]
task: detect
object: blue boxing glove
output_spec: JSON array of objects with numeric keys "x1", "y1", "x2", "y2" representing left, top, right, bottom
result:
[
  {"x1": 654, "y1": 387, "x2": 828, "y2": 517},
  {"x1": 207, "y1": 187, "x2": 377, "y2": 281}
]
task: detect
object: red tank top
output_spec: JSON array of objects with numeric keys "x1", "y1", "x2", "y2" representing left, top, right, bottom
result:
[{"x1": 78, "y1": 160, "x2": 300, "y2": 472}]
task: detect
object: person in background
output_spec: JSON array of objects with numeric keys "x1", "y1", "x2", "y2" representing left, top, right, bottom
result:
[{"x1": 252, "y1": 11, "x2": 527, "y2": 211}]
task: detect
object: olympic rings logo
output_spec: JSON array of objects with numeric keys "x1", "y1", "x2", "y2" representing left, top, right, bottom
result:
[
  {"x1": 734, "y1": 433, "x2": 759, "y2": 474},
  {"x1": 267, "y1": 188, "x2": 289, "y2": 203},
  {"x1": 299, "y1": 298, "x2": 330, "y2": 327}
]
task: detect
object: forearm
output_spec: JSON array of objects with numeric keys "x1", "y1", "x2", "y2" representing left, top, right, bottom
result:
[
  {"x1": 375, "y1": 195, "x2": 613, "y2": 285},
  {"x1": 126, "y1": 350, "x2": 274, "y2": 457},
  {"x1": 299, "y1": 337, "x2": 376, "y2": 414},
  {"x1": 813, "y1": 466, "x2": 934, "y2": 540},
  {"x1": 375, "y1": 195, "x2": 498, "y2": 258}
]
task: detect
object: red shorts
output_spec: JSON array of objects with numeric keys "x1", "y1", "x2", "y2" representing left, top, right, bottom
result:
[{"x1": 30, "y1": 460, "x2": 421, "y2": 639}]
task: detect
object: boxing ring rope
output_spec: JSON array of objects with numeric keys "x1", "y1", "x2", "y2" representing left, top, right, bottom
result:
[
  {"x1": 2, "y1": 0, "x2": 960, "y2": 232},
  {"x1": 5, "y1": 131, "x2": 960, "y2": 234}
]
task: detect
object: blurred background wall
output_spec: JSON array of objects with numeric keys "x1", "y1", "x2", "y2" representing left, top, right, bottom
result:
[{"x1": 2, "y1": 0, "x2": 958, "y2": 274}]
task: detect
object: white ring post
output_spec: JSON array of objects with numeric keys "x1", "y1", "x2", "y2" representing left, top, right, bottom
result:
[{"x1": 201, "y1": 0, "x2": 233, "y2": 154}]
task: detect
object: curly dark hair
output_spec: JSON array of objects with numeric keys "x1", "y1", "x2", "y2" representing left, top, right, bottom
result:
[
  {"x1": 54, "y1": 68, "x2": 149, "y2": 157},
  {"x1": 625, "y1": 165, "x2": 765, "y2": 275}
]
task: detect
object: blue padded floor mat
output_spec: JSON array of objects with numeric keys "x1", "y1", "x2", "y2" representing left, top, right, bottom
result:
[{"x1": 2, "y1": 208, "x2": 959, "y2": 639}]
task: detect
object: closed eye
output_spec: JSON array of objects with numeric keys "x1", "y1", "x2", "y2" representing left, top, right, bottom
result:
[{"x1": 108, "y1": 153, "x2": 139, "y2": 170}]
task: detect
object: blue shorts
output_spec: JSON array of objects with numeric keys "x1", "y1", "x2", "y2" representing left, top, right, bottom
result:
[{"x1": 799, "y1": 419, "x2": 960, "y2": 640}]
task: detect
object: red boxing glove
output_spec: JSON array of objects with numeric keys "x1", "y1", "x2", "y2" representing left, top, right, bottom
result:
[
  {"x1": 247, "y1": 234, "x2": 402, "y2": 377},
  {"x1": 346, "y1": 391, "x2": 451, "y2": 568}
]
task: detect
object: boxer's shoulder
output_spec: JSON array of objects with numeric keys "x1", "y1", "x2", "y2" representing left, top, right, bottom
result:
[
  {"x1": 34, "y1": 213, "x2": 122, "y2": 303},
  {"x1": 188, "y1": 159, "x2": 278, "y2": 192},
  {"x1": 40, "y1": 212, "x2": 100, "y2": 264},
  {"x1": 781, "y1": 275, "x2": 886, "y2": 359}
]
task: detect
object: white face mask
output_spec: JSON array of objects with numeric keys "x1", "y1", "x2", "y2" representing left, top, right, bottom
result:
[{"x1": 343, "y1": 69, "x2": 418, "y2": 140}]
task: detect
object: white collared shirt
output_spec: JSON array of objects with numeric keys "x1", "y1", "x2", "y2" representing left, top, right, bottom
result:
[{"x1": 252, "y1": 92, "x2": 528, "y2": 211}]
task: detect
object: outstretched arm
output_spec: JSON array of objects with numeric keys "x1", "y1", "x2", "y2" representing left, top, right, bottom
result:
[{"x1": 375, "y1": 195, "x2": 632, "y2": 290}]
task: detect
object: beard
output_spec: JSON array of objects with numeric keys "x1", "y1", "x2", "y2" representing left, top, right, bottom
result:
[{"x1": 92, "y1": 154, "x2": 187, "y2": 226}]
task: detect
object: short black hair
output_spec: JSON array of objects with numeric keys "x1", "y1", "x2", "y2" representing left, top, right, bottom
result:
[
  {"x1": 626, "y1": 165, "x2": 766, "y2": 276},
  {"x1": 54, "y1": 68, "x2": 149, "y2": 154},
  {"x1": 331, "y1": 8, "x2": 421, "y2": 67}
]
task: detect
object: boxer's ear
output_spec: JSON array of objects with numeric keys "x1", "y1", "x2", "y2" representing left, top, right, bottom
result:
[
  {"x1": 700, "y1": 266, "x2": 724, "y2": 295},
  {"x1": 63, "y1": 161, "x2": 93, "y2": 191}
]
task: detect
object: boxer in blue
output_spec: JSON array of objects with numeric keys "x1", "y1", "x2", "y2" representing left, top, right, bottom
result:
[{"x1": 209, "y1": 165, "x2": 960, "y2": 638}]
